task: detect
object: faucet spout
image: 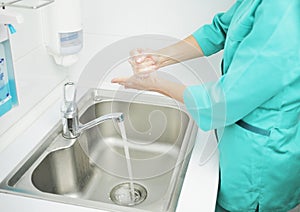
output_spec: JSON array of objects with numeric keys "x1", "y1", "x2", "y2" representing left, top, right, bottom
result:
[
  {"x1": 61, "y1": 82, "x2": 124, "y2": 139},
  {"x1": 79, "y1": 112, "x2": 124, "y2": 133}
]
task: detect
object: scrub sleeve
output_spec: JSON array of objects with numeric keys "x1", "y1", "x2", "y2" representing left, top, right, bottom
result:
[{"x1": 184, "y1": 0, "x2": 300, "y2": 211}]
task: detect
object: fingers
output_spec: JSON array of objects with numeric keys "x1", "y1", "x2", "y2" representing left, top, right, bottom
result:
[
  {"x1": 129, "y1": 48, "x2": 157, "y2": 66},
  {"x1": 129, "y1": 54, "x2": 158, "y2": 75},
  {"x1": 129, "y1": 48, "x2": 146, "y2": 64},
  {"x1": 111, "y1": 77, "x2": 133, "y2": 89},
  {"x1": 111, "y1": 76, "x2": 137, "y2": 90},
  {"x1": 112, "y1": 48, "x2": 159, "y2": 90},
  {"x1": 111, "y1": 77, "x2": 128, "y2": 84}
]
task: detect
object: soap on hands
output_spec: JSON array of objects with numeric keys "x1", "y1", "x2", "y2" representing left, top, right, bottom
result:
[
  {"x1": 111, "y1": 48, "x2": 186, "y2": 103},
  {"x1": 128, "y1": 48, "x2": 160, "y2": 78}
]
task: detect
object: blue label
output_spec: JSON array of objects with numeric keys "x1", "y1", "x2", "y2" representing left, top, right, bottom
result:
[{"x1": 60, "y1": 32, "x2": 79, "y2": 42}]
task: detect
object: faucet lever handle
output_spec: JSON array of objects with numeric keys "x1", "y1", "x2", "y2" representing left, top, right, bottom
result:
[
  {"x1": 62, "y1": 82, "x2": 77, "y2": 117},
  {"x1": 64, "y1": 82, "x2": 76, "y2": 103}
]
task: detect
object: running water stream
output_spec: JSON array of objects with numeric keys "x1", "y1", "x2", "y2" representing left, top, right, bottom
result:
[{"x1": 118, "y1": 121, "x2": 135, "y2": 203}]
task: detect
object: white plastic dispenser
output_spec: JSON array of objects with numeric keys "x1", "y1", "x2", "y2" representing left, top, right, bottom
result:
[
  {"x1": 0, "y1": 10, "x2": 23, "y2": 117},
  {"x1": 42, "y1": 0, "x2": 83, "y2": 67}
]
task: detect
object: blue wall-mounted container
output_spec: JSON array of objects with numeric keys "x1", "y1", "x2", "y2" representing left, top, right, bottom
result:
[{"x1": 0, "y1": 25, "x2": 18, "y2": 117}]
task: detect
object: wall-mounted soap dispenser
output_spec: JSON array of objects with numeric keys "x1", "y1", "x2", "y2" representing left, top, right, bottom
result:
[
  {"x1": 0, "y1": 10, "x2": 23, "y2": 117},
  {"x1": 42, "y1": 0, "x2": 83, "y2": 67}
]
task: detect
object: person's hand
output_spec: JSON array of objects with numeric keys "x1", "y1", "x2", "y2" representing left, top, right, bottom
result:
[
  {"x1": 111, "y1": 72, "x2": 158, "y2": 91},
  {"x1": 128, "y1": 48, "x2": 161, "y2": 77},
  {"x1": 112, "y1": 72, "x2": 186, "y2": 103},
  {"x1": 111, "y1": 48, "x2": 161, "y2": 91},
  {"x1": 111, "y1": 47, "x2": 187, "y2": 103}
]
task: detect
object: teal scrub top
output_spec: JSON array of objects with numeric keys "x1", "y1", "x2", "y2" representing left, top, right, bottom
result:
[{"x1": 184, "y1": 0, "x2": 300, "y2": 211}]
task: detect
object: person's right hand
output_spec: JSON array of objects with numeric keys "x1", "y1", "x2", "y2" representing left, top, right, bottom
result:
[{"x1": 129, "y1": 48, "x2": 161, "y2": 77}]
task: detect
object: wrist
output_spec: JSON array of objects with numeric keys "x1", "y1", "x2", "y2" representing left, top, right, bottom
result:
[
  {"x1": 150, "y1": 77, "x2": 186, "y2": 103},
  {"x1": 154, "y1": 49, "x2": 178, "y2": 69},
  {"x1": 149, "y1": 76, "x2": 164, "y2": 92}
]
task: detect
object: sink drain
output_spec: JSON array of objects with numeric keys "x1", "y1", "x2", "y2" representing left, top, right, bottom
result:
[{"x1": 110, "y1": 182, "x2": 147, "y2": 206}]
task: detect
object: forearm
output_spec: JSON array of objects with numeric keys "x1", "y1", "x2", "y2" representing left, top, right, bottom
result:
[{"x1": 155, "y1": 35, "x2": 204, "y2": 68}]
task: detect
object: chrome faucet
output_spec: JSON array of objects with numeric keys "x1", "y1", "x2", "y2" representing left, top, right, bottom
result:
[{"x1": 61, "y1": 82, "x2": 124, "y2": 139}]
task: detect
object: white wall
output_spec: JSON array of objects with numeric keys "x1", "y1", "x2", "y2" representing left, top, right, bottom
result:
[{"x1": 71, "y1": 0, "x2": 234, "y2": 82}]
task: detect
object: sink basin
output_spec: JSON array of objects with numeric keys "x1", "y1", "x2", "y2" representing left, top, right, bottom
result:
[{"x1": 0, "y1": 89, "x2": 198, "y2": 212}]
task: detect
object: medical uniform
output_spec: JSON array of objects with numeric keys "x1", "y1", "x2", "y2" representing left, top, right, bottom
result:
[{"x1": 183, "y1": 0, "x2": 300, "y2": 211}]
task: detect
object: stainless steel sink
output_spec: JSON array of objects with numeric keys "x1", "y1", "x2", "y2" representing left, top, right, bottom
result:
[{"x1": 0, "y1": 89, "x2": 198, "y2": 212}]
